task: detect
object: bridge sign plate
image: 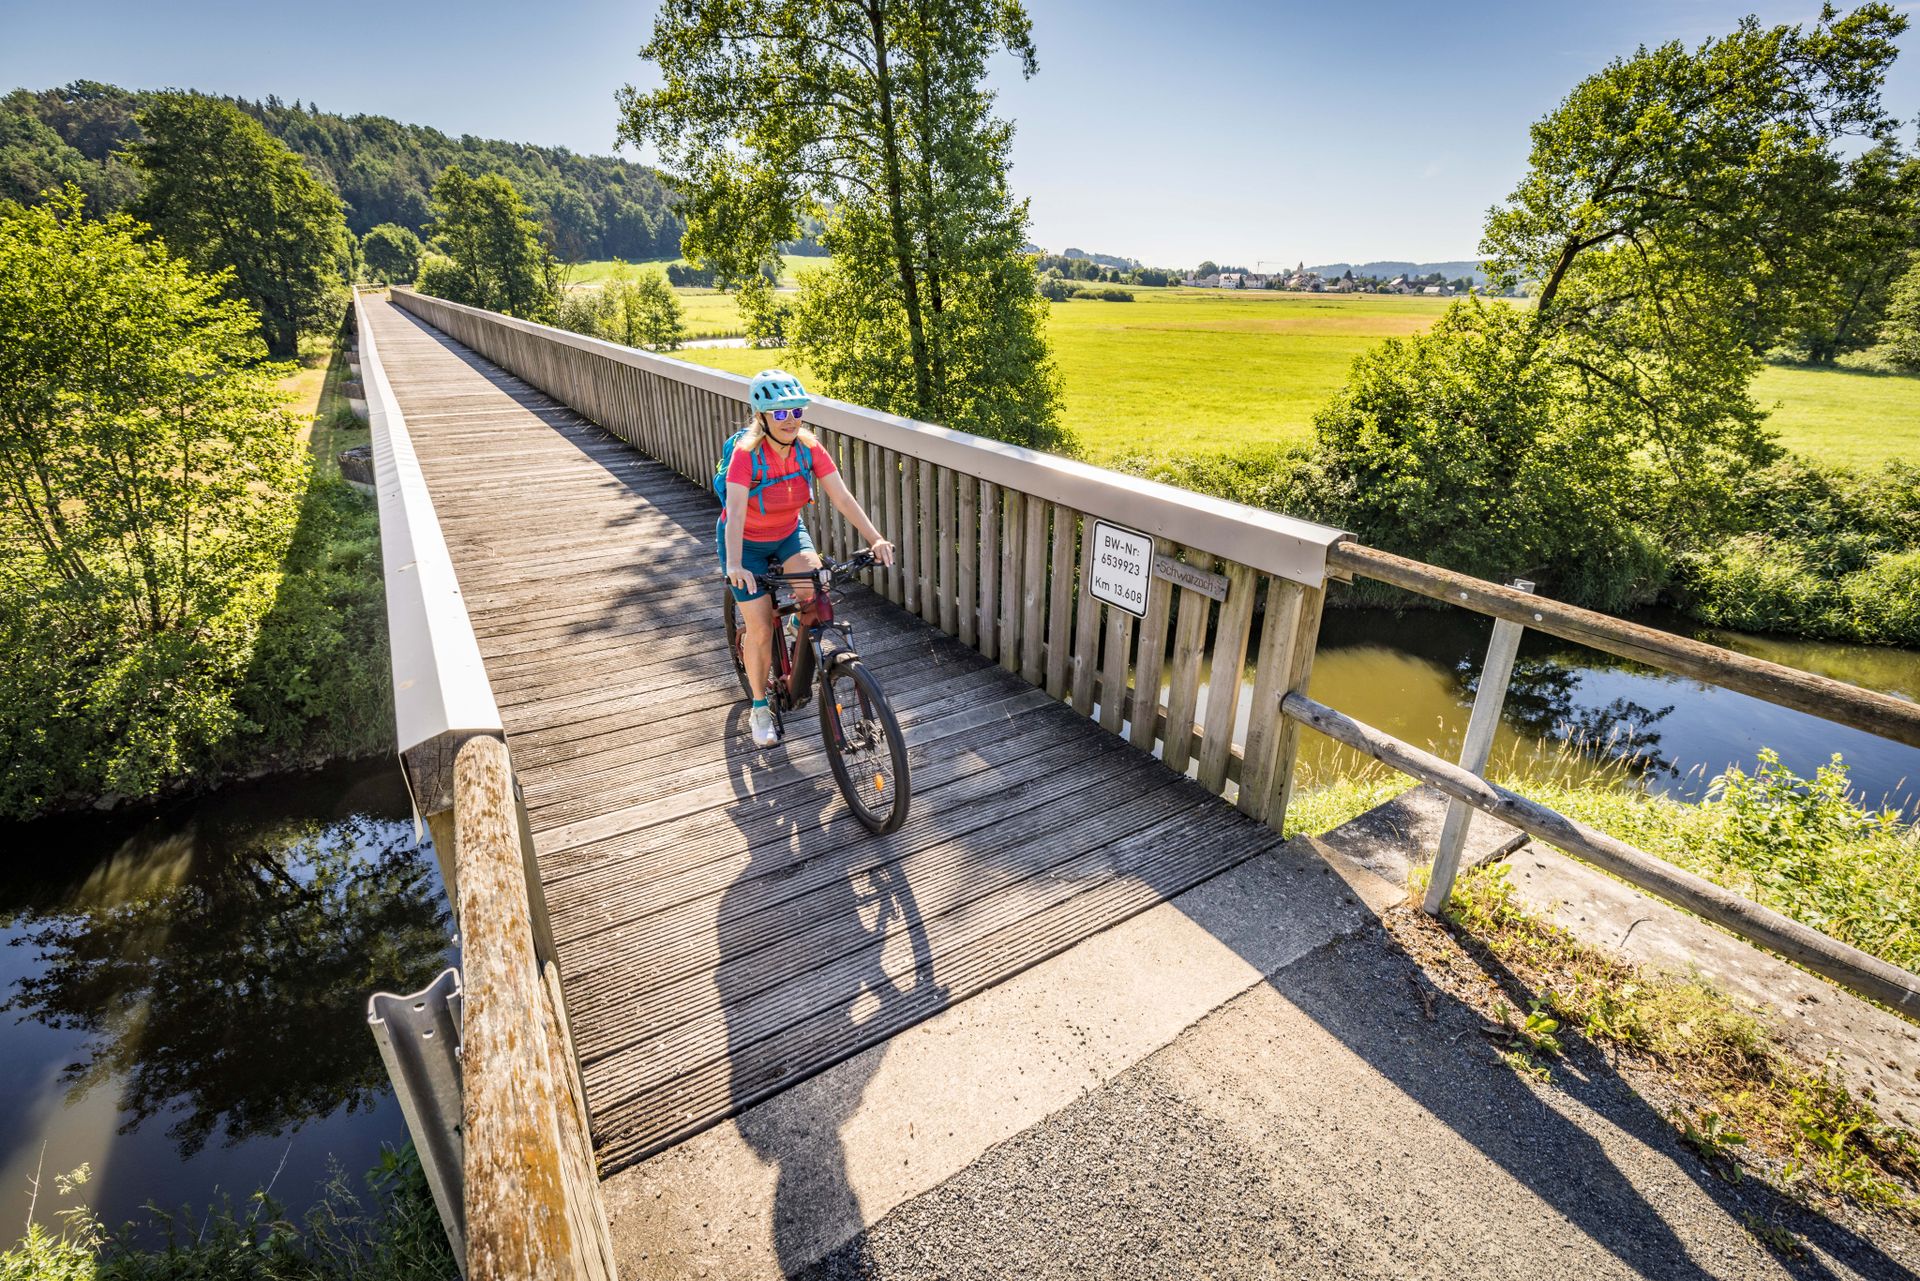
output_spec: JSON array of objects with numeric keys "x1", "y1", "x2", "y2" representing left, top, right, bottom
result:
[{"x1": 1086, "y1": 519, "x2": 1151, "y2": 618}]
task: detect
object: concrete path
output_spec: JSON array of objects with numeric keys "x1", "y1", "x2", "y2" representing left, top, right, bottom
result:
[{"x1": 601, "y1": 790, "x2": 1919, "y2": 1279}]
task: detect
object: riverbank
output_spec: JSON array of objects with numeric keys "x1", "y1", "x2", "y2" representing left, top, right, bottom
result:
[{"x1": 0, "y1": 332, "x2": 391, "y2": 822}]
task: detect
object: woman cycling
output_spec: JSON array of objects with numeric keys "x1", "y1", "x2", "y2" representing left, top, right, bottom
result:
[{"x1": 722, "y1": 369, "x2": 894, "y2": 748}]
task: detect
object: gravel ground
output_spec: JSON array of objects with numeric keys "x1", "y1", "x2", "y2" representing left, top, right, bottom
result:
[{"x1": 797, "y1": 931, "x2": 1920, "y2": 1281}]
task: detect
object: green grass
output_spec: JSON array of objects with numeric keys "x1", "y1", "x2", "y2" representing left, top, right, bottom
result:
[
  {"x1": 669, "y1": 287, "x2": 1920, "y2": 470},
  {"x1": 1751, "y1": 363, "x2": 1920, "y2": 471},
  {"x1": 560, "y1": 252, "x2": 828, "y2": 288}
]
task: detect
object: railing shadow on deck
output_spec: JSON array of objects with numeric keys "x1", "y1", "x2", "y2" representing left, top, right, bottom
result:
[{"x1": 374, "y1": 290, "x2": 1920, "y2": 1276}]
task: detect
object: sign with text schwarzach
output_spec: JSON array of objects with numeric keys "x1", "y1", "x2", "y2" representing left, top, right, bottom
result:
[{"x1": 1086, "y1": 520, "x2": 1151, "y2": 618}]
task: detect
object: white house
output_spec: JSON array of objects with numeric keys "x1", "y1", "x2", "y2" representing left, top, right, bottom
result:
[{"x1": 1218, "y1": 273, "x2": 1244, "y2": 289}]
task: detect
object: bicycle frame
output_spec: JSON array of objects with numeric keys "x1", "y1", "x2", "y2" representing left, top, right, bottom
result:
[{"x1": 750, "y1": 553, "x2": 871, "y2": 714}]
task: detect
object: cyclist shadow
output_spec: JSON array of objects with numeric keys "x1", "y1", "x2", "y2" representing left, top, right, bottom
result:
[{"x1": 712, "y1": 699, "x2": 942, "y2": 1275}]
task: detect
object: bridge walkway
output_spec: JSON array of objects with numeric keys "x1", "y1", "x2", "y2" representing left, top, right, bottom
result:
[{"x1": 361, "y1": 295, "x2": 1290, "y2": 1175}]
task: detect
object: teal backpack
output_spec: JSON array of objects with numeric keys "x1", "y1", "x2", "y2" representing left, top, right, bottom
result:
[{"x1": 713, "y1": 430, "x2": 815, "y2": 514}]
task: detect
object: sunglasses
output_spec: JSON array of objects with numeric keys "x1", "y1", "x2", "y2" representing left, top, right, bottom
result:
[{"x1": 768, "y1": 408, "x2": 805, "y2": 422}]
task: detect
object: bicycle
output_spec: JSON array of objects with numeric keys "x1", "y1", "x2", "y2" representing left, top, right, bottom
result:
[{"x1": 723, "y1": 548, "x2": 911, "y2": 834}]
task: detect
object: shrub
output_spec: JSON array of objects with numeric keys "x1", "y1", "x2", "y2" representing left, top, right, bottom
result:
[
  {"x1": 1086, "y1": 286, "x2": 1134, "y2": 301},
  {"x1": 1840, "y1": 548, "x2": 1920, "y2": 644},
  {"x1": 666, "y1": 261, "x2": 718, "y2": 287}
]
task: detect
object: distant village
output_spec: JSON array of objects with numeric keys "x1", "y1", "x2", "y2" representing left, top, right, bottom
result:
[
  {"x1": 1031, "y1": 249, "x2": 1513, "y2": 296},
  {"x1": 1186, "y1": 264, "x2": 1481, "y2": 295}
]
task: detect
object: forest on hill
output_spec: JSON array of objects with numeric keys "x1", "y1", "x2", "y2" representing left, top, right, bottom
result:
[{"x1": 0, "y1": 80, "x2": 686, "y2": 261}]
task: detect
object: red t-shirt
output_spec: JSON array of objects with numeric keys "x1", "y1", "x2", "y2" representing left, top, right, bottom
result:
[{"x1": 722, "y1": 438, "x2": 837, "y2": 542}]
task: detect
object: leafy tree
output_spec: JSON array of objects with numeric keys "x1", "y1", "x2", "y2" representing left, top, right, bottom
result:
[
  {"x1": 619, "y1": 0, "x2": 1067, "y2": 449},
  {"x1": 0, "y1": 190, "x2": 306, "y2": 811},
  {"x1": 1874, "y1": 252, "x2": 1920, "y2": 370},
  {"x1": 1310, "y1": 5, "x2": 1908, "y2": 606},
  {"x1": 628, "y1": 269, "x2": 686, "y2": 350},
  {"x1": 1780, "y1": 149, "x2": 1920, "y2": 362},
  {"x1": 736, "y1": 271, "x2": 793, "y2": 346},
  {"x1": 360, "y1": 221, "x2": 422, "y2": 284},
  {"x1": 127, "y1": 94, "x2": 350, "y2": 358},
  {"x1": 422, "y1": 165, "x2": 558, "y2": 320},
  {"x1": 1195, "y1": 260, "x2": 1219, "y2": 279}
]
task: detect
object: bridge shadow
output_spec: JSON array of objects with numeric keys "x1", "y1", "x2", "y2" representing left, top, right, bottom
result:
[{"x1": 715, "y1": 703, "x2": 942, "y2": 1278}]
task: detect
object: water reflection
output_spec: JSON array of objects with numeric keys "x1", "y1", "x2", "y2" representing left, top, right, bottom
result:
[
  {"x1": 1272, "y1": 608, "x2": 1918, "y2": 815},
  {"x1": 0, "y1": 761, "x2": 451, "y2": 1230}
]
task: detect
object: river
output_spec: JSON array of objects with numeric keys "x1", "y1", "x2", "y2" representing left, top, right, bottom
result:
[
  {"x1": 0, "y1": 610, "x2": 1913, "y2": 1242},
  {"x1": 0, "y1": 759, "x2": 449, "y2": 1237}
]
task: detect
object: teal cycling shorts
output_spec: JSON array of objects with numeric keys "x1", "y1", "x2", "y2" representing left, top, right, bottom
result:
[{"x1": 718, "y1": 518, "x2": 814, "y2": 602}]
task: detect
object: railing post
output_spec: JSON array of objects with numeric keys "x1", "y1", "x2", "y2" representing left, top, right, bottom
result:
[
  {"x1": 1422, "y1": 579, "x2": 1533, "y2": 915},
  {"x1": 1242, "y1": 576, "x2": 1327, "y2": 832}
]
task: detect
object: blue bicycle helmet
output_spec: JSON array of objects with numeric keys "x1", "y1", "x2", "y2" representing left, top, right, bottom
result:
[{"x1": 749, "y1": 368, "x2": 811, "y2": 413}]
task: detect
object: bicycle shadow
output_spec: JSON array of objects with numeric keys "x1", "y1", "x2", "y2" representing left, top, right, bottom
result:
[{"x1": 712, "y1": 699, "x2": 942, "y2": 1277}]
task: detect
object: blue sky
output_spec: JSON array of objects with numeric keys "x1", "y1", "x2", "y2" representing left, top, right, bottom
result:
[{"x1": 4, "y1": 0, "x2": 1916, "y2": 267}]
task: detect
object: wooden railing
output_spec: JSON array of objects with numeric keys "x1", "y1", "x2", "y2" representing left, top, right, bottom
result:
[
  {"x1": 387, "y1": 288, "x2": 1920, "y2": 1019},
  {"x1": 390, "y1": 288, "x2": 1345, "y2": 831},
  {"x1": 356, "y1": 289, "x2": 617, "y2": 1279}
]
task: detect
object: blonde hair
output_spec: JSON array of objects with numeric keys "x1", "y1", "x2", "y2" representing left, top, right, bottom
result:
[{"x1": 735, "y1": 412, "x2": 819, "y2": 456}]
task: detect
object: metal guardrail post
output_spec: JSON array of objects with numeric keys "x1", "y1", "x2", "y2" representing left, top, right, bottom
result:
[
  {"x1": 368, "y1": 967, "x2": 468, "y2": 1274},
  {"x1": 1423, "y1": 580, "x2": 1533, "y2": 915}
]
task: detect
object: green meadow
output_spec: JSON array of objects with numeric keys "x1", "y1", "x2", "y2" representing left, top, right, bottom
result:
[{"x1": 669, "y1": 284, "x2": 1920, "y2": 469}]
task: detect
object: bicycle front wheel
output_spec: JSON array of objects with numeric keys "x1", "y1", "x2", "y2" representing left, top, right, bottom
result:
[{"x1": 819, "y1": 657, "x2": 910, "y2": 834}]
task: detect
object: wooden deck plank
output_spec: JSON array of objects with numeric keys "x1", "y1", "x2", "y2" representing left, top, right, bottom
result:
[{"x1": 361, "y1": 297, "x2": 1298, "y2": 1179}]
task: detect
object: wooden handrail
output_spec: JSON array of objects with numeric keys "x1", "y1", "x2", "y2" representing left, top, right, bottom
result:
[
  {"x1": 388, "y1": 289, "x2": 1347, "y2": 586},
  {"x1": 1329, "y1": 541, "x2": 1920, "y2": 750},
  {"x1": 454, "y1": 734, "x2": 582, "y2": 1277},
  {"x1": 1283, "y1": 693, "x2": 1920, "y2": 1015}
]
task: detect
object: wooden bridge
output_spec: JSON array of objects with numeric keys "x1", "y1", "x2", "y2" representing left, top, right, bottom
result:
[{"x1": 353, "y1": 288, "x2": 1920, "y2": 1280}]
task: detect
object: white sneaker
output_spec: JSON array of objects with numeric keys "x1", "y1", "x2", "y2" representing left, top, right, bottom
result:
[{"x1": 750, "y1": 705, "x2": 780, "y2": 748}]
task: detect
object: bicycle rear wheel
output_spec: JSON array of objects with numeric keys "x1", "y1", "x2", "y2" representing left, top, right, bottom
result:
[{"x1": 819, "y1": 657, "x2": 910, "y2": 833}]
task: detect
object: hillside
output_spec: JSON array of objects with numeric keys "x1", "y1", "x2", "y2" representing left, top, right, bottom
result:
[{"x1": 0, "y1": 80, "x2": 684, "y2": 260}]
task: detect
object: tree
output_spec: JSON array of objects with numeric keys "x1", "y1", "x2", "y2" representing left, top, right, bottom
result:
[
  {"x1": 628, "y1": 269, "x2": 687, "y2": 350},
  {"x1": 361, "y1": 222, "x2": 423, "y2": 284},
  {"x1": 618, "y1": 0, "x2": 1067, "y2": 449},
  {"x1": 1781, "y1": 149, "x2": 1920, "y2": 362},
  {"x1": 1309, "y1": 6, "x2": 1908, "y2": 607},
  {"x1": 127, "y1": 94, "x2": 349, "y2": 358},
  {"x1": 0, "y1": 190, "x2": 306, "y2": 810},
  {"x1": 422, "y1": 165, "x2": 558, "y2": 320},
  {"x1": 1875, "y1": 252, "x2": 1920, "y2": 370}
]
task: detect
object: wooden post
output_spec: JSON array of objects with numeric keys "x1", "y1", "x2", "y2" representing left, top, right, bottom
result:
[
  {"x1": 978, "y1": 483, "x2": 999, "y2": 659},
  {"x1": 937, "y1": 467, "x2": 958, "y2": 636},
  {"x1": 999, "y1": 490, "x2": 1025, "y2": 673},
  {"x1": 1423, "y1": 581, "x2": 1532, "y2": 915},
  {"x1": 1259, "y1": 581, "x2": 1326, "y2": 832},
  {"x1": 1127, "y1": 539, "x2": 1176, "y2": 754},
  {"x1": 1020, "y1": 497, "x2": 1047, "y2": 687},
  {"x1": 957, "y1": 476, "x2": 978, "y2": 648},
  {"x1": 1196, "y1": 562, "x2": 1258, "y2": 793},
  {"x1": 1044, "y1": 505, "x2": 1076, "y2": 700},
  {"x1": 918, "y1": 459, "x2": 938, "y2": 625},
  {"x1": 452, "y1": 735, "x2": 583, "y2": 1280},
  {"x1": 1160, "y1": 547, "x2": 1216, "y2": 775}
]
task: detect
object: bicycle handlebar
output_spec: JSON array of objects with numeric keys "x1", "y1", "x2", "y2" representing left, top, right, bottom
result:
[{"x1": 727, "y1": 547, "x2": 882, "y2": 593}]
